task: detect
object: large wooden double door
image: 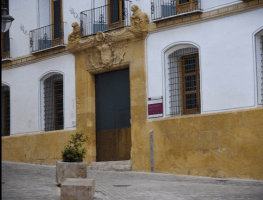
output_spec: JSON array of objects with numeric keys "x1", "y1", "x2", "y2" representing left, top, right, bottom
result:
[{"x1": 95, "y1": 68, "x2": 131, "y2": 161}]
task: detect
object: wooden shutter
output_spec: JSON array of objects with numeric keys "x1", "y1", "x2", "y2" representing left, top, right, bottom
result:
[
  {"x1": 52, "y1": 0, "x2": 63, "y2": 45},
  {"x1": 176, "y1": 0, "x2": 198, "y2": 14},
  {"x1": 180, "y1": 53, "x2": 200, "y2": 115},
  {"x1": 107, "y1": 0, "x2": 124, "y2": 29}
]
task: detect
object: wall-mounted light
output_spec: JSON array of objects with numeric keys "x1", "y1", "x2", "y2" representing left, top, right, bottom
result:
[{"x1": 1, "y1": 3, "x2": 15, "y2": 32}]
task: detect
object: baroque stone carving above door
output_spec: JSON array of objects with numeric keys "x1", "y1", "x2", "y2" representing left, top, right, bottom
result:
[
  {"x1": 88, "y1": 31, "x2": 127, "y2": 69},
  {"x1": 67, "y1": 5, "x2": 149, "y2": 72}
]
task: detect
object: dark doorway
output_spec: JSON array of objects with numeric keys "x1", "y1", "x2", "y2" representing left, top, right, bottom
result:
[{"x1": 95, "y1": 68, "x2": 131, "y2": 161}]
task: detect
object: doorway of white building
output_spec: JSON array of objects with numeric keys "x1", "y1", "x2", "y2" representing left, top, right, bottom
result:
[{"x1": 95, "y1": 68, "x2": 131, "y2": 161}]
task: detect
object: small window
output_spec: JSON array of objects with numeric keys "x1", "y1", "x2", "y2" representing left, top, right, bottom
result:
[
  {"x1": 168, "y1": 48, "x2": 200, "y2": 116},
  {"x1": 261, "y1": 35, "x2": 263, "y2": 104},
  {"x1": 255, "y1": 30, "x2": 263, "y2": 105},
  {"x1": 43, "y1": 74, "x2": 64, "y2": 131},
  {"x1": 1, "y1": 85, "x2": 10, "y2": 136}
]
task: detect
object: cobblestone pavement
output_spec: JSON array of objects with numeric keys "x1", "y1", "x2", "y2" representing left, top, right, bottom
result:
[{"x1": 2, "y1": 161, "x2": 263, "y2": 200}]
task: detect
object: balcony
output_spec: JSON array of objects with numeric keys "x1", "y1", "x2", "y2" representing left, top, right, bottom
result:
[
  {"x1": 29, "y1": 22, "x2": 66, "y2": 53},
  {"x1": 151, "y1": 0, "x2": 201, "y2": 21},
  {"x1": 1, "y1": 38, "x2": 11, "y2": 61},
  {"x1": 80, "y1": 0, "x2": 132, "y2": 37}
]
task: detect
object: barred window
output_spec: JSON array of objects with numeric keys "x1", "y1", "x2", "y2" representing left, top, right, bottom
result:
[
  {"x1": 168, "y1": 47, "x2": 200, "y2": 116},
  {"x1": 256, "y1": 30, "x2": 263, "y2": 105},
  {"x1": 43, "y1": 74, "x2": 64, "y2": 131},
  {"x1": 1, "y1": 85, "x2": 10, "y2": 136},
  {"x1": 261, "y1": 35, "x2": 263, "y2": 103}
]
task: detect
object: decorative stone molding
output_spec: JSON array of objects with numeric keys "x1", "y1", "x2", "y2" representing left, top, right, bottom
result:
[
  {"x1": 68, "y1": 22, "x2": 81, "y2": 43},
  {"x1": 67, "y1": 5, "x2": 149, "y2": 71},
  {"x1": 129, "y1": 5, "x2": 149, "y2": 33}
]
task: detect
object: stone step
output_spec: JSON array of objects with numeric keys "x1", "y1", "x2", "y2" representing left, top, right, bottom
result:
[
  {"x1": 112, "y1": 164, "x2": 131, "y2": 171},
  {"x1": 87, "y1": 165, "x2": 131, "y2": 171},
  {"x1": 90, "y1": 160, "x2": 131, "y2": 166},
  {"x1": 87, "y1": 160, "x2": 131, "y2": 171}
]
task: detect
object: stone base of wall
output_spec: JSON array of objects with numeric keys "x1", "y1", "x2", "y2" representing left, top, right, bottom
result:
[{"x1": 1, "y1": 129, "x2": 92, "y2": 165}]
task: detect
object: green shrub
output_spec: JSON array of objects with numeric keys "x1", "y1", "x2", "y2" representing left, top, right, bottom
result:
[{"x1": 61, "y1": 132, "x2": 88, "y2": 162}]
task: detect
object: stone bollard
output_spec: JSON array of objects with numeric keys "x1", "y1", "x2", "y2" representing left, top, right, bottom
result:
[{"x1": 60, "y1": 178, "x2": 95, "y2": 200}]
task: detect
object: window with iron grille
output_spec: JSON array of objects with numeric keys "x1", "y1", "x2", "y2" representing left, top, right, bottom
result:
[
  {"x1": 43, "y1": 74, "x2": 63, "y2": 131},
  {"x1": 1, "y1": 85, "x2": 10, "y2": 136},
  {"x1": 168, "y1": 47, "x2": 200, "y2": 116},
  {"x1": 261, "y1": 35, "x2": 263, "y2": 104}
]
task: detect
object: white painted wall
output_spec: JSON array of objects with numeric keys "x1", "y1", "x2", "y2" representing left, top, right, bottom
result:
[
  {"x1": 146, "y1": 8, "x2": 263, "y2": 115},
  {"x1": 63, "y1": 0, "x2": 90, "y2": 43},
  {"x1": 9, "y1": 0, "x2": 37, "y2": 58},
  {"x1": 38, "y1": 0, "x2": 50, "y2": 28},
  {"x1": 2, "y1": 54, "x2": 76, "y2": 135},
  {"x1": 8, "y1": 0, "x2": 91, "y2": 59},
  {"x1": 8, "y1": 0, "x2": 247, "y2": 59},
  {"x1": 201, "y1": 0, "x2": 243, "y2": 10}
]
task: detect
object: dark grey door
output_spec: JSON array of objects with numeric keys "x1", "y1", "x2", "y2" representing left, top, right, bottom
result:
[{"x1": 95, "y1": 68, "x2": 131, "y2": 161}]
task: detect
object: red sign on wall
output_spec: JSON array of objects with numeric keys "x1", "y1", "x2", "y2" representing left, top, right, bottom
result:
[{"x1": 148, "y1": 96, "x2": 163, "y2": 118}]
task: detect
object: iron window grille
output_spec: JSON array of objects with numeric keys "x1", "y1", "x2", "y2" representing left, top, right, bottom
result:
[
  {"x1": 168, "y1": 47, "x2": 200, "y2": 116},
  {"x1": 43, "y1": 74, "x2": 64, "y2": 131},
  {"x1": 151, "y1": 0, "x2": 201, "y2": 21},
  {"x1": 80, "y1": 0, "x2": 131, "y2": 37},
  {"x1": 1, "y1": 85, "x2": 10, "y2": 136},
  {"x1": 261, "y1": 35, "x2": 263, "y2": 103}
]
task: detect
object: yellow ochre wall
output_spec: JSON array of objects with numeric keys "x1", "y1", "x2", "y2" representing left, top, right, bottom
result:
[
  {"x1": 2, "y1": 130, "x2": 77, "y2": 165},
  {"x1": 132, "y1": 107, "x2": 263, "y2": 180}
]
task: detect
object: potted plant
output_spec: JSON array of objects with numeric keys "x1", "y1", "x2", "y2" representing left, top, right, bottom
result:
[{"x1": 56, "y1": 132, "x2": 88, "y2": 186}]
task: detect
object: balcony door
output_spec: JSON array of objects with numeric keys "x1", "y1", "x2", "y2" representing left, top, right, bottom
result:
[
  {"x1": 51, "y1": 0, "x2": 63, "y2": 46},
  {"x1": 176, "y1": 0, "x2": 198, "y2": 14},
  {"x1": 107, "y1": 0, "x2": 124, "y2": 29},
  {"x1": 1, "y1": 0, "x2": 10, "y2": 59}
]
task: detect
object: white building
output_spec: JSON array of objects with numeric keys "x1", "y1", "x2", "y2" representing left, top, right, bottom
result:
[
  {"x1": 2, "y1": 0, "x2": 90, "y2": 136},
  {"x1": 2, "y1": 0, "x2": 263, "y2": 180},
  {"x1": 146, "y1": 0, "x2": 263, "y2": 118}
]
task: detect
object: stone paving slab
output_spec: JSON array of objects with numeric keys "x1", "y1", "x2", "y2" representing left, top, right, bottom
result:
[{"x1": 2, "y1": 161, "x2": 263, "y2": 200}]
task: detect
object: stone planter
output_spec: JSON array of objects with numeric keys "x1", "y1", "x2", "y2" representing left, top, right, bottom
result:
[{"x1": 56, "y1": 161, "x2": 87, "y2": 186}]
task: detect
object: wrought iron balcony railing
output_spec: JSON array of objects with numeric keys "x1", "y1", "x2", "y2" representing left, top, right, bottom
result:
[
  {"x1": 29, "y1": 22, "x2": 65, "y2": 53},
  {"x1": 1, "y1": 38, "x2": 11, "y2": 60},
  {"x1": 151, "y1": 0, "x2": 201, "y2": 21},
  {"x1": 80, "y1": 0, "x2": 131, "y2": 37}
]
